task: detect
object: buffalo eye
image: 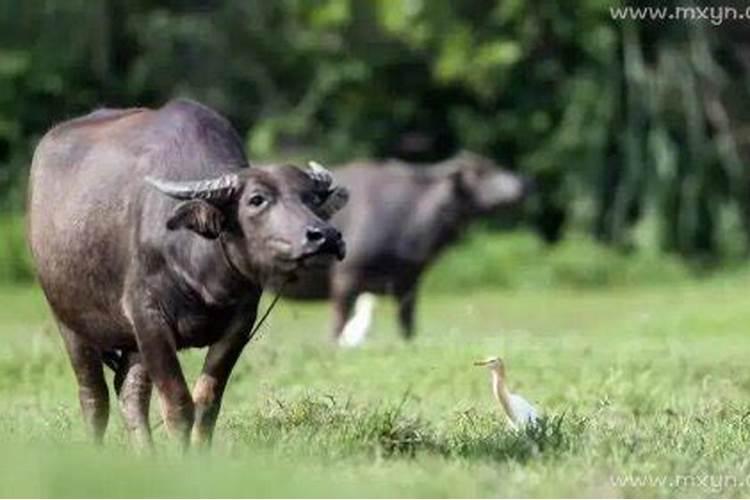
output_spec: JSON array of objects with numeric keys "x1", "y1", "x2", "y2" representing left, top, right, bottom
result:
[{"x1": 248, "y1": 194, "x2": 267, "y2": 207}]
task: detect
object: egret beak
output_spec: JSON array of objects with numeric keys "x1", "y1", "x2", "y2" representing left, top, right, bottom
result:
[{"x1": 474, "y1": 359, "x2": 490, "y2": 366}]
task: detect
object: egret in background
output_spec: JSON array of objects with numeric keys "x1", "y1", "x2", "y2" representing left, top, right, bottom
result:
[
  {"x1": 474, "y1": 356, "x2": 539, "y2": 429},
  {"x1": 338, "y1": 293, "x2": 377, "y2": 347}
]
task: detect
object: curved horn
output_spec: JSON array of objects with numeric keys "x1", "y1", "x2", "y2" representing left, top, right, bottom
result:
[
  {"x1": 307, "y1": 161, "x2": 334, "y2": 190},
  {"x1": 145, "y1": 174, "x2": 240, "y2": 203},
  {"x1": 306, "y1": 161, "x2": 348, "y2": 218},
  {"x1": 317, "y1": 186, "x2": 349, "y2": 219}
]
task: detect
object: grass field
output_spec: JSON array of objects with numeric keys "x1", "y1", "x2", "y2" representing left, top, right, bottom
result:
[{"x1": 1, "y1": 279, "x2": 749, "y2": 497}]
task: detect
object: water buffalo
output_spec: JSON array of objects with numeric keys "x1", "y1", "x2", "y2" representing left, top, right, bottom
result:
[
  {"x1": 282, "y1": 152, "x2": 528, "y2": 342},
  {"x1": 27, "y1": 99, "x2": 347, "y2": 449}
]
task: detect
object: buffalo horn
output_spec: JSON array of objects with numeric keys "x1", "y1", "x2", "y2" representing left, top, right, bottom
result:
[
  {"x1": 317, "y1": 186, "x2": 349, "y2": 219},
  {"x1": 145, "y1": 174, "x2": 240, "y2": 203},
  {"x1": 306, "y1": 161, "x2": 349, "y2": 218},
  {"x1": 306, "y1": 161, "x2": 334, "y2": 190}
]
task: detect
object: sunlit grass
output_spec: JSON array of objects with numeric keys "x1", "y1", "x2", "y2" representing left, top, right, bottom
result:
[{"x1": 0, "y1": 281, "x2": 749, "y2": 496}]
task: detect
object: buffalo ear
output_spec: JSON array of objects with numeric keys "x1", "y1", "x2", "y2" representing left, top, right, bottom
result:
[{"x1": 166, "y1": 200, "x2": 225, "y2": 239}]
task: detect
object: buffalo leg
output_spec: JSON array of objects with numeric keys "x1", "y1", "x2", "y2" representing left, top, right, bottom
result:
[
  {"x1": 330, "y1": 270, "x2": 361, "y2": 340},
  {"x1": 191, "y1": 328, "x2": 253, "y2": 447},
  {"x1": 128, "y1": 302, "x2": 194, "y2": 448},
  {"x1": 395, "y1": 286, "x2": 417, "y2": 340},
  {"x1": 114, "y1": 352, "x2": 153, "y2": 450},
  {"x1": 331, "y1": 273, "x2": 359, "y2": 339},
  {"x1": 60, "y1": 326, "x2": 110, "y2": 443},
  {"x1": 332, "y1": 291, "x2": 358, "y2": 340}
]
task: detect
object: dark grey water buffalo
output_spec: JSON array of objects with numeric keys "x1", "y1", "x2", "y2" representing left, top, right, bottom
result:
[
  {"x1": 27, "y1": 99, "x2": 347, "y2": 448},
  {"x1": 282, "y1": 152, "x2": 527, "y2": 340}
]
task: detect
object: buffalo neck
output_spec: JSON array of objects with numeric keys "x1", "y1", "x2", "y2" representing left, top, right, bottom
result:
[
  {"x1": 165, "y1": 232, "x2": 260, "y2": 308},
  {"x1": 405, "y1": 187, "x2": 465, "y2": 263}
]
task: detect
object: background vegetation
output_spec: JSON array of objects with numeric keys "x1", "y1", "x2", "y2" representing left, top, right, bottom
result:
[
  {"x1": 2, "y1": 3, "x2": 750, "y2": 497},
  {"x1": 4, "y1": 0, "x2": 750, "y2": 277}
]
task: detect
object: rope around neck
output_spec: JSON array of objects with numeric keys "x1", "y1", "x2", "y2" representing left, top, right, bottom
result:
[
  {"x1": 247, "y1": 281, "x2": 287, "y2": 342},
  {"x1": 217, "y1": 233, "x2": 285, "y2": 341}
]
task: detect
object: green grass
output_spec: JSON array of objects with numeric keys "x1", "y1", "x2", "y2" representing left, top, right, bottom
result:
[
  {"x1": 424, "y1": 229, "x2": 697, "y2": 292},
  {"x1": 0, "y1": 280, "x2": 749, "y2": 497},
  {"x1": 0, "y1": 214, "x2": 33, "y2": 283}
]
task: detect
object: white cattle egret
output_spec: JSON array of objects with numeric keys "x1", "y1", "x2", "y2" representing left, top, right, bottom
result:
[
  {"x1": 338, "y1": 293, "x2": 377, "y2": 347},
  {"x1": 474, "y1": 356, "x2": 539, "y2": 429}
]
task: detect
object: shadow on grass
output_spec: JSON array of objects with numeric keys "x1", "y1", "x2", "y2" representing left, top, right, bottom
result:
[{"x1": 223, "y1": 393, "x2": 580, "y2": 464}]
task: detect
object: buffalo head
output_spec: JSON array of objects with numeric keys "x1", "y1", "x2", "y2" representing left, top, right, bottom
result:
[
  {"x1": 147, "y1": 162, "x2": 348, "y2": 283},
  {"x1": 437, "y1": 151, "x2": 528, "y2": 215}
]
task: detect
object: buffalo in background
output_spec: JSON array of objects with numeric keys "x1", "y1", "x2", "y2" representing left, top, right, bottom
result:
[{"x1": 282, "y1": 152, "x2": 529, "y2": 341}]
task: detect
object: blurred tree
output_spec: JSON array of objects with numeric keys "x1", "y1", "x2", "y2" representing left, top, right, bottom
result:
[{"x1": 1, "y1": 0, "x2": 750, "y2": 260}]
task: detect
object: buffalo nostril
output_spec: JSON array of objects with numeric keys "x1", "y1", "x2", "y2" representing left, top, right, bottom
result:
[{"x1": 306, "y1": 227, "x2": 325, "y2": 243}]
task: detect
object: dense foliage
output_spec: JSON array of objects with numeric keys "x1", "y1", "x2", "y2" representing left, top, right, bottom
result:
[{"x1": 2, "y1": 0, "x2": 750, "y2": 259}]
